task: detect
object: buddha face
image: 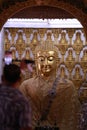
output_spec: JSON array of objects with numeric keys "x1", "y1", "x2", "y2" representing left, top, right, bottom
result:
[{"x1": 36, "y1": 50, "x2": 57, "y2": 77}]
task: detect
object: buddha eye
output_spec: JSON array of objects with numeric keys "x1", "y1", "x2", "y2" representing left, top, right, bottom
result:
[
  {"x1": 48, "y1": 56, "x2": 54, "y2": 61},
  {"x1": 38, "y1": 56, "x2": 45, "y2": 62}
]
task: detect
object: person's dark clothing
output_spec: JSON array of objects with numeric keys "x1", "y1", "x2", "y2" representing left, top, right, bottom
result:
[{"x1": 0, "y1": 85, "x2": 32, "y2": 130}]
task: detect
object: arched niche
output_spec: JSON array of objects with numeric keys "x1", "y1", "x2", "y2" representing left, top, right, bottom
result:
[
  {"x1": 0, "y1": 0, "x2": 86, "y2": 34},
  {"x1": 0, "y1": 0, "x2": 87, "y2": 83}
]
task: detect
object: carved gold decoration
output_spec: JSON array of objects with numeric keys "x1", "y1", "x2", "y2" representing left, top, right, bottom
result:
[
  {"x1": 52, "y1": 29, "x2": 60, "y2": 47},
  {"x1": 9, "y1": 28, "x2": 17, "y2": 44},
  {"x1": 4, "y1": 31, "x2": 10, "y2": 51},
  {"x1": 67, "y1": 29, "x2": 75, "y2": 46},
  {"x1": 58, "y1": 32, "x2": 68, "y2": 55},
  {"x1": 46, "y1": 31, "x2": 52, "y2": 42},
  {"x1": 73, "y1": 32, "x2": 83, "y2": 61},
  {"x1": 15, "y1": 32, "x2": 25, "y2": 59},
  {"x1": 24, "y1": 28, "x2": 32, "y2": 46},
  {"x1": 59, "y1": 65, "x2": 68, "y2": 78},
  {"x1": 65, "y1": 49, "x2": 75, "y2": 78},
  {"x1": 38, "y1": 28, "x2": 46, "y2": 43},
  {"x1": 81, "y1": 49, "x2": 87, "y2": 62},
  {"x1": 11, "y1": 49, "x2": 16, "y2": 60},
  {"x1": 25, "y1": 49, "x2": 31, "y2": 60},
  {"x1": 72, "y1": 66, "x2": 83, "y2": 89},
  {"x1": 30, "y1": 31, "x2": 39, "y2": 54},
  {"x1": 80, "y1": 49, "x2": 87, "y2": 80},
  {"x1": 4, "y1": 27, "x2": 87, "y2": 97}
]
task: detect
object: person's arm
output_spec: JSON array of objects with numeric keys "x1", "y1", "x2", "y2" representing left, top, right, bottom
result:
[{"x1": 19, "y1": 96, "x2": 32, "y2": 130}]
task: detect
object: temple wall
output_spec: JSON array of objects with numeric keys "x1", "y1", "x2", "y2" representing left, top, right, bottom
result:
[{"x1": 3, "y1": 27, "x2": 87, "y2": 91}]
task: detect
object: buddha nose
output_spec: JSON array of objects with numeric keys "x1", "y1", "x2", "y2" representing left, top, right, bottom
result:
[{"x1": 44, "y1": 58, "x2": 48, "y2": 65}]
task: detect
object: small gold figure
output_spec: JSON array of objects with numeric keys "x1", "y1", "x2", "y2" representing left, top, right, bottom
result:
[
  {"x1": 65, "y1": 49, "x2": 75, "y2": 78},
  {"x1": 72, "y1": 66, "x2": 83, "y2": 90},
  {"x1": 25, "y1": 49, "x2": 31, "y2": 60},
  {"x1": 73, "y1": 32, "x2": 83, "y2": 55},
  {"x1": 4, "y1": 31, "x2": 10, "y2": 51},
  {"x1": 59, "y1": 65, "x2": 68, "y2": 78},
  {"x1": 12, "y1": 49, "x2": 16, "y2": 60},
  {"x1": 58, "y1": 32, "x2": 68, "y2": 55},
  {"x1": 30, "y1": 31, "x2": 39, "y2": 55},
  {"x1": 80, "y1": 49, "x2": 87, "y2": 75},
  {"x1": 15, "y1": 32, "x2": 25, "y2": 60}
]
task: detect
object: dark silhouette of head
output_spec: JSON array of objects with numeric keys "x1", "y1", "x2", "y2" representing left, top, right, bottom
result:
[{"x1": 3, "y1": 64, "x2": 21, "y2": 84}]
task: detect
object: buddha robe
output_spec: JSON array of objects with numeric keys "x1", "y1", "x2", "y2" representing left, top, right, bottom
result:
[{"x1": 19, "y1": 76, "x2": 81, "y2": 130}]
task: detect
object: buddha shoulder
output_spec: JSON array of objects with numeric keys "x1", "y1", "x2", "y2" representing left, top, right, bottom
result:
[{"x1": 57, "y1": 77, "x2": 74, "y2": 89}]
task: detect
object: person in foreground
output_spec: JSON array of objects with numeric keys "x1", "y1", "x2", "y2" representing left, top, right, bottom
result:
[
  {"x1": 0, "y1": 64, "x2": 32, "y2": 130},
  {"x1": 20, "y1": 41, "x2": 81, "y2": 130}
]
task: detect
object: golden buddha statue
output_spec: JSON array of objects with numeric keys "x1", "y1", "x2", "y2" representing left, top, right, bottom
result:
[{"x1": 19, "y1": 41, "x2": 81, "y2": 130}]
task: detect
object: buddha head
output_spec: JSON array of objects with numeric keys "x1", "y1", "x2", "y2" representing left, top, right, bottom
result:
[{"x1": 35, "y1": 41, "x2": 59, "y2": 77}]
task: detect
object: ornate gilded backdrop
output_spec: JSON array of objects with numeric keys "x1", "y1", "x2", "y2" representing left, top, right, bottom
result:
[{"x1": 4, "y1": 28, "x2": 87, "y2": 91}]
